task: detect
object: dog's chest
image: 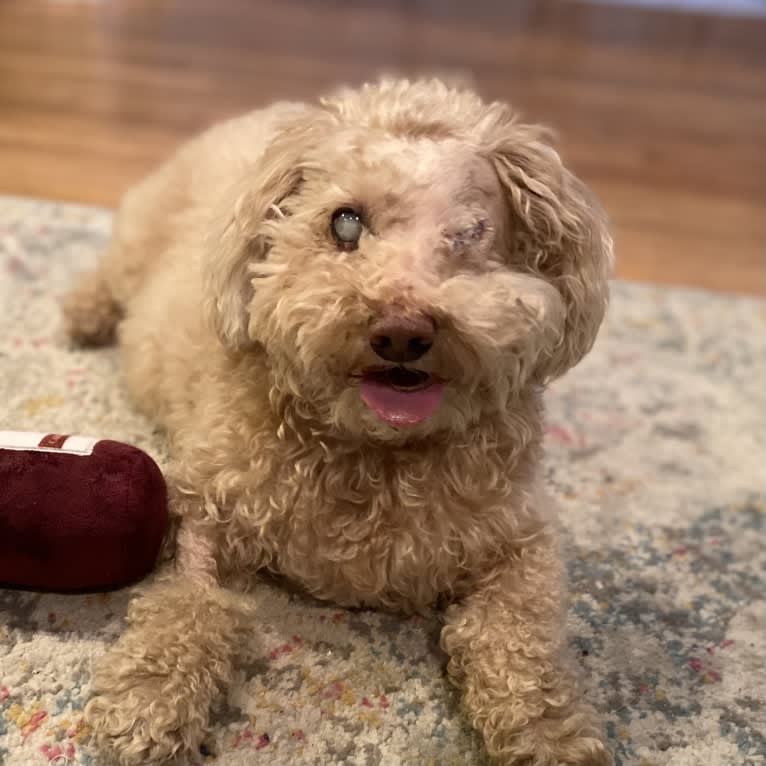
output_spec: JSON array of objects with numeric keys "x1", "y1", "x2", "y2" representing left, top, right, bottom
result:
[
  {"x1": 274, "y1": 509, "x2": 488, "y2": 612},
  {"x1": 257, "y1": 448, "x2": 518, "y2": 611},
  {"x1": 213, "y1": 424, "x2": 533, "y2": 611}
]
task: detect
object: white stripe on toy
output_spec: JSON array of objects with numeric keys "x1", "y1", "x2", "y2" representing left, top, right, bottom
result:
[{"x1": 0, "y1": 431, "x2": 98, "y2": 456}]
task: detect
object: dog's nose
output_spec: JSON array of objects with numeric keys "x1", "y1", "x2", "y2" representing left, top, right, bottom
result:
[{"x1": 369, "y1": 313, "x2": 436, "y2": 363}]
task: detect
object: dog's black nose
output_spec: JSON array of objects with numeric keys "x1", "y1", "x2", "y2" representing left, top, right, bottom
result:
[{"x1": 369, "y1": 313, "x2": 436, "y2": 363}]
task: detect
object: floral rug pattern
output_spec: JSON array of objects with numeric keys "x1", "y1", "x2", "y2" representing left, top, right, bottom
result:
[{"x1": 0, "y1": 196, "x2": 764, "y2": 766}]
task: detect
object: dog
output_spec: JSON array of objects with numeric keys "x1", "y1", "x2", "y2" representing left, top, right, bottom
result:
[{"x1": 62, "y1": 78, "x2": 614, "y2": 765}]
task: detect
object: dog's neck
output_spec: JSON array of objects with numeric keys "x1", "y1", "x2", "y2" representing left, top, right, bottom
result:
[{"x1": 274, "y1": 382, "x2": 544, "y2": 488}]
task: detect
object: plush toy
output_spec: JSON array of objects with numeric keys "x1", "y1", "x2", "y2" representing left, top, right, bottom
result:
[{"x1": 0, "y1": 431, "x2": 167, "y2": 591}]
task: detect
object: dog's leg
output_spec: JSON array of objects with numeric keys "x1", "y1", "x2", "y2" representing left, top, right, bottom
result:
[
  {"x1": 441, "y1": 537, "x2": 612, "y2": 766},
  {"x1": 85, "y1": 521, "x2": 253, "y2": 766},
  {"x1": 61, "y1": 262, "x2": 123, "y2": 346}
]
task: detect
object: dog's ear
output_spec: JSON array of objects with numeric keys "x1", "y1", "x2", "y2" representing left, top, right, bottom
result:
[
  {"x1": 203, "y1": 110, "x2": 327, "y2": 351},
  {"x1": 487, "y1": 119, "x2": 614, "y2": 381}
]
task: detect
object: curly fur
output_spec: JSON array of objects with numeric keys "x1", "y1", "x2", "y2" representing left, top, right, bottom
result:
[{"x1": 63, "y1": 78, "x2": 614, "y2": 765}]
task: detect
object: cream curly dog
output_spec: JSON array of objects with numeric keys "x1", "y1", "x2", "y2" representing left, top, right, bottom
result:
[{"x1": 62, "y1": 78, "x2": 614, "y2": 765}]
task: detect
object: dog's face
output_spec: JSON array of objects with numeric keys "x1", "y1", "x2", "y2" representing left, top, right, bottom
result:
[{"x1": 205, "y1": 81, "x2": 613, "y2": 442}]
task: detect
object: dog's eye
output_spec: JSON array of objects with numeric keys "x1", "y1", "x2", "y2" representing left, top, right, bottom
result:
[{"x1": 331, "y1": 208, "x2": 363, "y2": 251}]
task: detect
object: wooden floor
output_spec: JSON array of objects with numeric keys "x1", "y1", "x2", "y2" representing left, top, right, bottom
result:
[{"x1": 0, "y1": 0, "x2": 763, "y2": 294}]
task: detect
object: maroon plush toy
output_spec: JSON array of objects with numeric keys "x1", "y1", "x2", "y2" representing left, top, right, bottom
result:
[{"x1": 0, "y1": 431, "x2": 167, "y2": 591}]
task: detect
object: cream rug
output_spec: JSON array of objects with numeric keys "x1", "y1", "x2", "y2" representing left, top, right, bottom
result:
[{"x1": 0, "y1": 196, "x2": 764, "y2": 766}]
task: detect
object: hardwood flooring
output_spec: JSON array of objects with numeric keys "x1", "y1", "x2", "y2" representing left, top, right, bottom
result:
[{"x1": 0, "y1": 0, "x2": 763, "y2": 293}]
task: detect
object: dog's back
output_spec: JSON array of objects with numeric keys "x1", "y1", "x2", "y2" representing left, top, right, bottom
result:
[{"x1": 61, "y1": 102, "x2": 305, "y2": 347}]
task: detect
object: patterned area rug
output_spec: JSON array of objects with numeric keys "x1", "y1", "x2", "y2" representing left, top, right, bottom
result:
[{"x1": 0, "y1": 195, "x2": 764, "y2": 766}]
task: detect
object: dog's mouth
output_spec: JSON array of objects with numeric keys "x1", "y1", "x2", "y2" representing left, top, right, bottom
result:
[{"x1": 353, "y1": 367, "x2": 445, "y2": 428}]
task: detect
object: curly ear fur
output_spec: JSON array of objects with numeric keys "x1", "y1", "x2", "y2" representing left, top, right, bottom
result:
[
  {"x1": 484, "y1": 112, "x2": 613, "y2": 381},
  {"x1": 203, "y1": 111, "x2": 328, "y2": 350}
]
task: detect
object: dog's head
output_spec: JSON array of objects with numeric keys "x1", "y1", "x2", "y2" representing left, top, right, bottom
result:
[{"x1": 204, "y1": 79, "x2": 613, "y2": 441}]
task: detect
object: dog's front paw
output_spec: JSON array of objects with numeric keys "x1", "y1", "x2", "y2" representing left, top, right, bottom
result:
[
  {"x1": 85, "y1": 656, "x2": 211, "y2": 765},
  {"x1": 532, "y1": 730, "x2": 612, "y2": 766},
  {"x1": 493, "y1": 712, "x2": 613, "y2": 766},
  {"x1": 83, "y1": 577, "x2": 250, "y2": 764}
]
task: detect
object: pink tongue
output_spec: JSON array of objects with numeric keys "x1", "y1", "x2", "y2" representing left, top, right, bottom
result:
[{"x1": 360, "y1": 379, "x2": 444, "y2": 427}]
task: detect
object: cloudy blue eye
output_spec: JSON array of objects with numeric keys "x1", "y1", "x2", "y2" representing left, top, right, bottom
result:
[{"x1": 331, "y1": 208, "x2": 363, "y2": 250}]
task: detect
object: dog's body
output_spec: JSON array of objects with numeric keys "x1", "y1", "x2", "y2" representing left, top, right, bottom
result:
[{"x1": 63, "y1": 79, "x2": 613, "y2": 765}]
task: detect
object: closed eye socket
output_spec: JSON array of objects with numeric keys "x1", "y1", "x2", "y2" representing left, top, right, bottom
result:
[{"x1": 449, "y1": 218, "x2": 491, "y2": 252}]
